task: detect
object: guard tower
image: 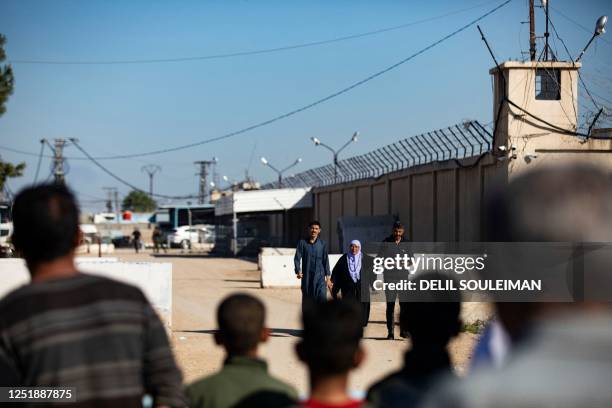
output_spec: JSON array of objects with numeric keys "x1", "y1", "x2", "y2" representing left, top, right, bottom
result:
[{"x1": 489, "y1": 6, "x2": 610, "y2": 178}]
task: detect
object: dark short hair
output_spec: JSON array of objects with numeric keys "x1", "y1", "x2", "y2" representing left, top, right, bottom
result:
[
  {"x1": 392, "y1": 221, "x2": 404, "y2": 230},
  {"x1": 12, "y1": 183, "x2": 80, "y2": 265},
  {"x1": 300, "y1": 300, "x2": 362, "y2": 376},
  {"x1": 308, "y1": 220, "x2": 321, "y2": 228},
  {"x1": 217, "y1": 293, "x2": 265, "y2": 355}
]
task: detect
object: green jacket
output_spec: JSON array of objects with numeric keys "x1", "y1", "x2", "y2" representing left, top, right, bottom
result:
[{"x1": 186, "y1": 356, "x2": 298, "y2": 408}]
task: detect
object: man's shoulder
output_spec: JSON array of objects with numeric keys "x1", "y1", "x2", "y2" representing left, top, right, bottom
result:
[{"x1": 188, "y1": 369, "x2": 297, "y2": 398}]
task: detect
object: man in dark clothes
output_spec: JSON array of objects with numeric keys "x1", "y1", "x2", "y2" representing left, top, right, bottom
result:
[
  {"x1": 382, "y1": 221, "x2": 409, "y2": 339},
  {"x1": 0, "y1": 184, "x2": 185, "y2": 407},
  {"x1": 132, "y1": 227, "x2": 142, "y2": 253},
  {"x1": 331, "y1": 239, "x2": 373, "y2": 327},
  {"x1": 366, "y1": 275, "x2": 461, "y2": 408},
  {"x1": 294, "y1": 221, "x2": 332, "y2": 308}
]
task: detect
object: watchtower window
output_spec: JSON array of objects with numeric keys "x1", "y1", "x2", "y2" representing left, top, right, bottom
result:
[{"x1": 535, "y1": 68, "x2": 561, "y2": 100}]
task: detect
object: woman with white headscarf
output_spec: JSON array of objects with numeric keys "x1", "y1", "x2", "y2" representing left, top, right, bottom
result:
[{"x1": 331, "y1": 239, "x2": 372, "y2": 327}]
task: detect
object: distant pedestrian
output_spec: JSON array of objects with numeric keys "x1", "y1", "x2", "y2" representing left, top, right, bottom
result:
[
  {"x1": 294, "y1": 221, "x2": 332, "y2": 309},
  {"x1": 331, "y1": 239, "x2": 373, "y2": 327},
  {"x1": 132, "y1": 227, "x2": 142, "y2": 253},
  {"x1": 152, "y1": 225, "x2": 167, "y2": 254},
  {"x1": 297, "y1": 300, "x2": 365, "y2": 408},
  {"x1": 0, "y1": 184, "x2": 185, "y2": 406},
  {"x1": 187, "y1": 293, "x2": 297, "y2": 408}
]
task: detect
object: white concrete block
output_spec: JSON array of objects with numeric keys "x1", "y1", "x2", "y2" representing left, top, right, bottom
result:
[
  {"x1": 0, "y1": 258, "x2": 172, "y2": 328},
  {"x1": 260, "y1": 249, "x2": 343, "y2": 288}
]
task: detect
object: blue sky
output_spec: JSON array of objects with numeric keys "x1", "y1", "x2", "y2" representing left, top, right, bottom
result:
[{"x1": 0, "y1": 0, "x2": 610, "y2": 211}]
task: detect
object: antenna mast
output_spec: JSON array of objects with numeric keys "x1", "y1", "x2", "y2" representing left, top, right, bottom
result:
[{"x1": 529, "y1": 0, "x2": 536, "y2": 61}]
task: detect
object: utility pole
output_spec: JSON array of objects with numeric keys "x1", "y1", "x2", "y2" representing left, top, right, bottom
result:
[
  {"x1": 194, "y1": 159, "x2": 217, "y2": 204},
  {"x1": 103, "y1": 187, "x2": 119, "y2": 222},
  {"x1": 141, "y1": 165, "x2": 161, "y2": 197},
  {"x1": 43, "y1": 138, "x2": 77, "y2": 184},
  {"x1": 529, "y1": 0, "x2": 536, "y2": 61}
]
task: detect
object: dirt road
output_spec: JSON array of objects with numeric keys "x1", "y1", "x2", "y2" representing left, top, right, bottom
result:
[{"x1": 113, "y1": 249, "x2": 478, "y2": 395}]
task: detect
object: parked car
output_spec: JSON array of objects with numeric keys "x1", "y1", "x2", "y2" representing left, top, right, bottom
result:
[{"x1": 166, "y1": 225, "x2": 213, "y2": 249}]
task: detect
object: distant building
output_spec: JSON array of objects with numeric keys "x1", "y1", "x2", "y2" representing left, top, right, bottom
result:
[{"x1": 214, "y1": 188, "x2": 312, "y2": 256}]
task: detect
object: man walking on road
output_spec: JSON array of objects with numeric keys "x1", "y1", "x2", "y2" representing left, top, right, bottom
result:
[
  {"x1": 382, "y1": 221, "x2": 409, "y2": 340},
  {"x1": 132, "y1": 227, "x2": 142, "y2": 253},
  {"x1": 294, "y1": 221, "x2": 332, "y2": 308}
]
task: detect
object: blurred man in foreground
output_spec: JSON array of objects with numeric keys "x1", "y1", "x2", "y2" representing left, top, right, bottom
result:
[
  {"x1": 187, "y1": 293, "x2": 297, "y2": 408},
  {"x1": 0, "y1": 184, "x2": 185, "y2": 407},
  {"x1": 425, "y1": 164, "x2": 612, "y2": 407}
]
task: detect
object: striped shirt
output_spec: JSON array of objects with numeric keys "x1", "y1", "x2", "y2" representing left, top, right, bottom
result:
[{"x1": 0, "y1": 273, "x2": 185, "y2": 407}]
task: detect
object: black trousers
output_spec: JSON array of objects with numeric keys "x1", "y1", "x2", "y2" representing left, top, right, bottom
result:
[{"x1": 385, "y1": 289, "x2": 408, "y2": 335}]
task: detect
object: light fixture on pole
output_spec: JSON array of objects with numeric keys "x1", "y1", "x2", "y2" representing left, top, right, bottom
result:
[
  {"x1": 310, "y1": 131, "x2": 359, "y2": 183},
  {"x1": 260, "y1": 157, "x2": 302, "y2": 188},
  {"x1": 576, "y1": 15, "x2": 608, "y2": 62}
]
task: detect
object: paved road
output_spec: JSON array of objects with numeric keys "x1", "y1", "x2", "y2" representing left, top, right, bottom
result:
[{"x1": 113, "y1": 249, "x2": 477, "y2": 395}]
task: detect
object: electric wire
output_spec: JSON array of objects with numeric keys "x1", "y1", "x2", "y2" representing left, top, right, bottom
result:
[
  {"x1": 0, "y1": 0, "x2": 513, "y2": 162},
  {"x1": 70, "y1": 139, "x2": 199, "y2": 200},
  {"x1": 8, "y1": 0, "x2": 502, "y2": 66}
]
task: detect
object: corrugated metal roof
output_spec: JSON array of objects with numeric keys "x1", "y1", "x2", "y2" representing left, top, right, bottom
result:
[{"x1": 215, "y1": 188, "x2": 312, "y2": 216}]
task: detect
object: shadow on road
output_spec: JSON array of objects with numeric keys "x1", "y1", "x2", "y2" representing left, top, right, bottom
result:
[{"x1": 176, "y1": 328, "x2": 303, "y2": 338}]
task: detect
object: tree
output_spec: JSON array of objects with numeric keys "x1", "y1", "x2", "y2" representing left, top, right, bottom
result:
[
  {"x1": 0, "y1": 34, "x2": 14, "y2": 116},
  {"x1": 0, "y1": 161, "x2": 25, "y2": 193},
  {"x1": 0, "y1": 34, "x2": 24, "y2": 195},
  {"x1": 122, "y1": 190, "x2": 157, "y2": 212}
]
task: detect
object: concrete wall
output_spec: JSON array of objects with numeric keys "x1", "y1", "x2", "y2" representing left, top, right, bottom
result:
[
  {"x1": 0, "y1": 257, "x2": 173, "y2": 329},
  {"x1": 314, "y1": 155, "x2": 506, "y2": 250}
]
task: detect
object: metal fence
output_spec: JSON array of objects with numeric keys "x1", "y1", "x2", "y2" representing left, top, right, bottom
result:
[{"x1": 262, "y1": 120, "x2": 493, "y2": 189}]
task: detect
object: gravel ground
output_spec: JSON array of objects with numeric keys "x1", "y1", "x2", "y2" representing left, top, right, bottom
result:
[{"x1": 112, "y1": 249, "x2": 479, "y2": 395}]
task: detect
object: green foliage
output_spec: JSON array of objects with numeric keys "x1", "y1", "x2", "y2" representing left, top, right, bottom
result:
[
  {"x1": 122, "y1": 190, "x2": 157, "y2": 212},
  {"x1": 0, "y1": 34, "x2": 14, "y2": 117},
  {"x1": 0, "y1": 161, "x2": 25, "y2": 192}
]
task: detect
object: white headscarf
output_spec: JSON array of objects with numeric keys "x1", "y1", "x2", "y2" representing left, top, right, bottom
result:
[{"x1": 347, "y1": 239, "x2": 362, "y2": 283}]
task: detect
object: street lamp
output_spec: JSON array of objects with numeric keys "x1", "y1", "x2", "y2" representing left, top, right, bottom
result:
[
  {"x1": 576, "y1": 15, "x2": 608, "y2": 62},
  {"x1": 310, "y1": 131, "x2": 359, "y2": 183},
  {"x1": 260, "y1": 157, "x2": 302, "y2": 188}
]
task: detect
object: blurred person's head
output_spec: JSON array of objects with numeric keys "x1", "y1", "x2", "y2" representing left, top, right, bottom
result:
[
  {"x1": 296, "y1": 300, "x2": 364, "y2": 384},
  {"x1": 486, "y1": 164, "x2": 612, "y2": 340},
  {"x1": 308, "y1": 221, "x2": 321, "y2": 241},
  {"x1": 12, "y1": 183, "x2": 81, "y2": 273},
  {"x1": 215, "y1": 293, "x2": 269, "y2": 357},
  {"x1": 400, "y1": 275, "x2": 462, "y2": 349},
  {"x1": 392, "y1": 221, "x2": 405, "y2": 242}
]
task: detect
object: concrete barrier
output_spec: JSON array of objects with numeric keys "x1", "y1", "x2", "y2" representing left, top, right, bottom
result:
[
  {"x1": 0, "y1": 257, "x2": 173, "y2": 329},
  {"x1": 260, "y1": 248, "x2": 342, "y2": 288}
]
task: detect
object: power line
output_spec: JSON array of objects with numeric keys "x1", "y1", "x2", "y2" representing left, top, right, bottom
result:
[
  {"x1": 0, "y1": 0, "x2": 512, "y2": 163},
  {"x1": 551, "y1": 7, "x2": 612, "y2": 47},
  {"x1": 70, "y1": 139, "x2": 198, "y2": 200},
  {"x1": 65, "y1": 0, "x2": 514, "y2": 161},
  {"x1": 8, "y1": 0, "x2": 502, "y2": 66}
]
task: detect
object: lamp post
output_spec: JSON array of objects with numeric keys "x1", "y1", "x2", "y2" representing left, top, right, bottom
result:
[
  {"x1": 260, "y1": 157, "x2": 302, "y2": 188},
  {"x1": 576, "y1": 15, "x2": 608, "y2": 62},
  {"x1": 310, "y1": 131, "x2": 359, "y2": 183}
]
